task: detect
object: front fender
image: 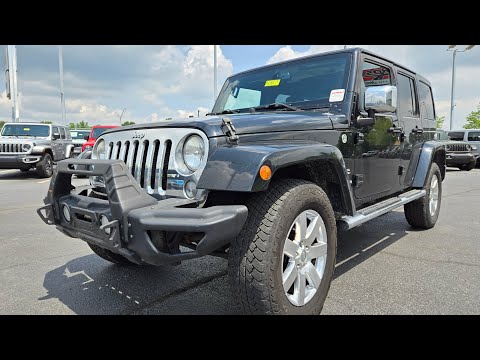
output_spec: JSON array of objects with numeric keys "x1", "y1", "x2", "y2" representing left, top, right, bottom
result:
[
  {"x1": 65, "y1": 145, "x2": 75, "y2": 158},
  {"x1": 198, "y1": 142, "x2": 354, "y2": 212},
  {"x1": 412, "y1": 141, "x2": 446, "y2": 188}
]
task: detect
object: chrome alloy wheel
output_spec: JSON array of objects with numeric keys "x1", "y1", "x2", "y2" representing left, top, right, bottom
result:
[{"x1": 281, "y1": 209, "x2": 327, "y2": 306}]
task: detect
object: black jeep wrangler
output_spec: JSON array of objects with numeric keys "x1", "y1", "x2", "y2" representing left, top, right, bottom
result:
[{"x1": 38, "y1": 48, "x2": 445, "y2": 315}]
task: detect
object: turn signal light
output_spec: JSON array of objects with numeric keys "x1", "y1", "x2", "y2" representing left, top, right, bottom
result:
[{"x1": 259, "y1": 165, "x2": 272, "y2": 181}]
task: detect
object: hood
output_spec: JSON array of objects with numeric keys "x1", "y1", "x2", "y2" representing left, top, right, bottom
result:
[
  {"x1": 0, "y1": 136, "x2": 48, "y2": 143},
  {"x1": 105, "y1": 111, "x2": 338, "y2": 138}
]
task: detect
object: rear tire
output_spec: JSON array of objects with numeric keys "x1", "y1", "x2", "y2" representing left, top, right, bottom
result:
[
  {"x1": 228, "y1": 178, "x2": 337, "y2": 315},
  {"x1": 36, "y1": 153, "x2": 53, "y2": 178},
  {"x1": 87, "y1": 243, "x2": 138, "y2": 266},
  {"x1": 404, "y1": 163, "x2": 442, "y2": 229}
]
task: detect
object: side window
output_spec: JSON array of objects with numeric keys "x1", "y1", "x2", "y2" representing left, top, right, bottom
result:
[
  {"x1": 51, "y1": 126, "x2": 59, "y2": 139},
  {"x1": 65, "y1": 128, "x2": 72, "y2": 140},
  {"x1": 59, "y1": 127, "x2": 66, "y2": 139},
  {"x1": 448, "y1": 132, "x2": 465, "y2": 141},
  {"x1": 397, "y1": 73, "x2": 416, "y2": 117},
  {"x1": 360, "y1": 60, "x2": 392, "y2": 110},
  {"x1": 467, "y1": 131, "x2": 480, "y2": 141},
  {"x1": 418, "y1": 82, "x2": 435, "y2": 120}
]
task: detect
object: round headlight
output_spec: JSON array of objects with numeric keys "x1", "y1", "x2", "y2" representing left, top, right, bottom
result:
[
  {"x1": 23, "y1": 143, "x2": 32, "y2": 151},
  {"x1": 446, "y1": 145, "x2": 450, "y2": 151},
  {"x1": 182, "y1": 135, "x2": 205, "y2": 171},
  {"x1": 92, "y1": 139, "x2": 105, "y2": 159},
  {"x1": 466, "y1": 144, "x2": 471, "y2": 151}
]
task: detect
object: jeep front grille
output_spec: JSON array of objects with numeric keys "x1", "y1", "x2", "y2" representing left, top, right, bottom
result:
[
  {"x1": 447, "y1": 143, "x2": 468, "y2": 152},
  {"x1": 0, "y1": 143, "x2": 28, "y2": 154},
  {"x1": 97, "y1": 128, "x2": 209, "y2": 199}
]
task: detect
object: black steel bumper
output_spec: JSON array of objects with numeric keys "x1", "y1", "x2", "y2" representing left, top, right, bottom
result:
[
  {"x1": 445, "y1": 153, "x2": 476, "y2": 166},
  {"x1": 37, "y1": 159, "x2": 248, "y2": 265}
]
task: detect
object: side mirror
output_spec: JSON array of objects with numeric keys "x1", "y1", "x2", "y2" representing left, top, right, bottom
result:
[
  {"x1": 365, "y1": 85, "x2": 397, "y2": 113},
  {"x1": 84, "y1": 135, "x2": 89, "y2": 141},
  {"x1": 52, "y1": 133, "x2": 61, "y2": 140}
]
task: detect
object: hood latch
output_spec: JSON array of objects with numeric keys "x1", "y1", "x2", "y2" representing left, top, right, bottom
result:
[{"x1": 221, "y1": 117, "x2": 239, "y2": 143}]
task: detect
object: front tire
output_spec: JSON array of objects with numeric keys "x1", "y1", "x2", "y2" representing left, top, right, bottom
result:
[
  {"x1": 404, "y1": 163, "x2": 442, "y2": 229},
  {"x1": 228, "y1": 179, "x2": 337, "y2": 315},
  {"x1": 36, "y1": 153, "x2": 53, "y2": 178},
  {"x1": 458, "y1": 161, "x2": 475, "y2": 171}
]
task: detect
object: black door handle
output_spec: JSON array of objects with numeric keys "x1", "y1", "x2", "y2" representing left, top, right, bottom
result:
[{"x1": 388, "y1": 127, "x2": 403, "y2": 134}]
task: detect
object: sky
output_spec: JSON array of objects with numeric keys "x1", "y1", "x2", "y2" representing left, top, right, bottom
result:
[{"x1": 0, "y1": 45, "x2": 478, "y2": 130}]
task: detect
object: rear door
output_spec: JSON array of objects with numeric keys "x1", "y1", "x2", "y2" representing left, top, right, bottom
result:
[
  {"x1": 51, "y1": 126, "x2": 62, "y2": 160},
  {"x1": 58, "y1": 127, "x2": 67, "y2": 159}
]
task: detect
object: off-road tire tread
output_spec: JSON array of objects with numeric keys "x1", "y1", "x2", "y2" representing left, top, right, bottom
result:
[
  {"x1": 228, "y1": 178, "x2": 336, "y2": 315},
  {"x1": 87, "y1": 243, "x2": 136, "y2": 266}
]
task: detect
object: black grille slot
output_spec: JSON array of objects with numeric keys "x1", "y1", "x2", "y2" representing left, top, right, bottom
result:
[
  {"x1": 448, "y1": 143, "x2": 468, "y2": 152},
  {"x1": 115, "y1": 141, "x2": 121, "y2": 159},
  {"x1": 140, "y1": 140, "x2": 149, "y2": 188},
  {"x1": 123, "y1": 141, "x2": 130, "y2": 163},
  {"x1": 151, "y1": 140, "x2": 160, "y2": 190},
  {"x1": 107, "y1": 142, "x2": 114, "y2": 159},
  {"x1": 131, "y1": 140, "x2": 139, "y2": 177},
  {"x1": 162, "y1": 140, "x2": 172, "y2": 191}
]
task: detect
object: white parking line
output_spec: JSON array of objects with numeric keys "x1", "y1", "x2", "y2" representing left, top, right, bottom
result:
[{"x1": 36, "y1": 179, "x2": 51, "y2": 184}]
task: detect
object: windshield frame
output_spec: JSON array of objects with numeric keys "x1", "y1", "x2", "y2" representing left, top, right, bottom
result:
[
  {"x1": 211, "y1": 52, "x2": 353, "y2": 114},
  {"x1": 0, "y1": 124, "x2": 51, "y2": 138}
]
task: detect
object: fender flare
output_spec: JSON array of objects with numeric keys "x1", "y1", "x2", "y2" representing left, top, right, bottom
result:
[
  {"x1": 197, "y1": 142, "x2": 356, "y2": 215},
  {"x1": 65, "y1": 144, "x2": 75, "y2": 158},
  {"x1": 412, "y1": 141, "x2": 446, "y2": 188}
]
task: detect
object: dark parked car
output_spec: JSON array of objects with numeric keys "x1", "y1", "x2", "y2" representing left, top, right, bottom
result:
[
  {"x1": 38, "y1": 48, "x2": 445, "y2": 314},
  {"x1": 447, "y1": 129, "x2": 480, "y2": 166}
]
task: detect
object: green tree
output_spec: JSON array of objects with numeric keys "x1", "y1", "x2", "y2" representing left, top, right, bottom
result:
[
  {"x1": 69, "y1": 122, "x2": 76, "y2": 129},
  {"x1": 76, "y1": 121, "x2": 91, "y2": 129},
  {"x1": 436, "y1": 115, "x2": 445, "y2": 129},
  {"x1": 463, "y1": 102, "x2": 480, "y2": 129},
  {"x1": 122, "y1": 121, "x2": 136, "y2": 126},
  {"x1": 0, "y1": 120, "x2": 5, "y2": 129},
  {"x1": 40, "y1": 121, "x2": 53, "y2": 124}
]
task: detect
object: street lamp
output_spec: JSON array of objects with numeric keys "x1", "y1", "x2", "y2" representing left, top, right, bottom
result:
[{"x1": 447, "y1": 45, "x2": 475, "y2": 130}]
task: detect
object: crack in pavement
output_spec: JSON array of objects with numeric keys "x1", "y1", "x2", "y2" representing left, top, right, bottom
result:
[{"x1": 120, "y1": 270, "x2": 228, "y2": 315}]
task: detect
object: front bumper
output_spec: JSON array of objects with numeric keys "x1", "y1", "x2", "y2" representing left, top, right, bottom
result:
[
  {"x1": 445, "y1": 152, "x2": 476, "y2": 166},
  {"x1": 0, "y1": 154, "x2": 42, "y2": 169},
  {"x1": 37, "y1": 159, "x2": 248, "y2": 265}
]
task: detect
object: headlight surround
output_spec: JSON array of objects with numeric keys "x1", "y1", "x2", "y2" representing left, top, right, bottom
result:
[
  {"x1": 182, "y1": 135, "x2": 205, "y2": 172},
  {"x1": 466, "y1": 144, "x2": 472, "y2": 151},
  {"x1": 92, "y1": 139, "x2": 106, "y2": 159},
  {"x1": 446, "y1": 144, "x2": 451, "y2": 151},
  {"x1": 22, "y1": 143, "x2": 32, "y2": 152}
]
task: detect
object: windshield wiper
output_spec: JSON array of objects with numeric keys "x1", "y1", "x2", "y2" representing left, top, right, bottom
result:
[
  {"x1": 252, "y1": 103, "x2": 302, "y2": 112},
  {"x1": 207, "y1": 109, "x2": 240, "y2": 116}
]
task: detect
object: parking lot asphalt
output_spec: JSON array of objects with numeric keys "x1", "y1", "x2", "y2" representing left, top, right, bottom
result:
[{"x1": 1, "y1": 167, "x2": 479, "y2": 315}]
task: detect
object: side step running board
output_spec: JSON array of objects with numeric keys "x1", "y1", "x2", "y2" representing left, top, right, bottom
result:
[{"x1": 339, "y1": 189, "x2": 426, "y2": 230}]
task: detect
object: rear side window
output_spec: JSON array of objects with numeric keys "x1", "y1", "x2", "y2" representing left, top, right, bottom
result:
[
  {"x1": 448, "y1": 132, "x2": 465, "y2": 141},
  {"x1": 397, "y1": 73, "x2": 417, "y2": 116},
  {"x1": 418, "y1": 81, "x2": 435, "y2": 120},
  {"x1": 51, "y1": 126, "x2": 59, "y2": 136},
  {"x1": 59, "y1": 127, "x2": 66, "y2": 139},
  {"x1": 467, "y1": 131, "x2": 480, "y2": 141},
  {"x1": 65, "y1": 128, "x2": 72, "y2": 140}
]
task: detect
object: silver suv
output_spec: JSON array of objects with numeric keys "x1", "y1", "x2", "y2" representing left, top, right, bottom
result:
[
  {"x1": 0, "y1": 122, "x2": 74, "y2": 177},
  {"x1": 448, "y1": 129, "x2": 480, "y2": 166}
]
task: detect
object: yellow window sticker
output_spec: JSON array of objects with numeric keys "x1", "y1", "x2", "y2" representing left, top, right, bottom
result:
[
  {"x1": 23, "y1": 128, "x2": 30, "y2": 131},
  {"x1": 264, "y1": 79, "x2": 281, "y2": 87}
]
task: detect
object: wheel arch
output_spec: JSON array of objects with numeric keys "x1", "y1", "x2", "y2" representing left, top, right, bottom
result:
[{"x1": 412, "y1": 141, "x2": 446, "y2": 188}]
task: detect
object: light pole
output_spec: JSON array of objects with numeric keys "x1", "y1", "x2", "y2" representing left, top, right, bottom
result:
[
  {"x1": 115, "y1": 108, "x2": 126, "y2": 124},
  {"x1": 58, "y1": 45, "x2": 66, "y2": 125},
  {"x1": 213, "y1": 45, "x2": 217, "y2": 105},
  {"x1": 447, "y1": 45, "x2": 475, "y2": 130}
]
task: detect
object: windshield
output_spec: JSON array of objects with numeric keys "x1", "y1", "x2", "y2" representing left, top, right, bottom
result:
[
  {"x1": 1, "y1": 124, "x2": 50, "y2": 137},
  {"x1": 212, "y1": 53, "x2": 351, "y2": 114},
  {"x1": 70, "y1": 130, "x2": 90, "y2": 140},
  {"x1": 91, "y1": 128, "x2": 112, "y2": 138}
]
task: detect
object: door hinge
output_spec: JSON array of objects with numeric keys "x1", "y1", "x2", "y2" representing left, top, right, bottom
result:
[
  {"x1": 221, "y1": 117, "x2": 239, "y2": 142},
  {"x1": 352, "y1": 174, "x2": 364, "y2": 187}
]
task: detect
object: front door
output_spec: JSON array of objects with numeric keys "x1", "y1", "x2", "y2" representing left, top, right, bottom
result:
[
  {"x1": 354, "y1": 57, "x2": 401, "y2": 201},
  {"x1": 396, "y1": 71, "x2": 422, "y2": 187},
  {"x1": 51, "y1": 126, "x2": 62, "y2": 160}
]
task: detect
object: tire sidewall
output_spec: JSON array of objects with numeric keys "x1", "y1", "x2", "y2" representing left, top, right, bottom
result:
[
  {"x1": 37, "y1": 153, "x2": 53, "y2": 177},
  {"x1": 269, "y1": 184, "x2": 337, "y2": 315}
]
